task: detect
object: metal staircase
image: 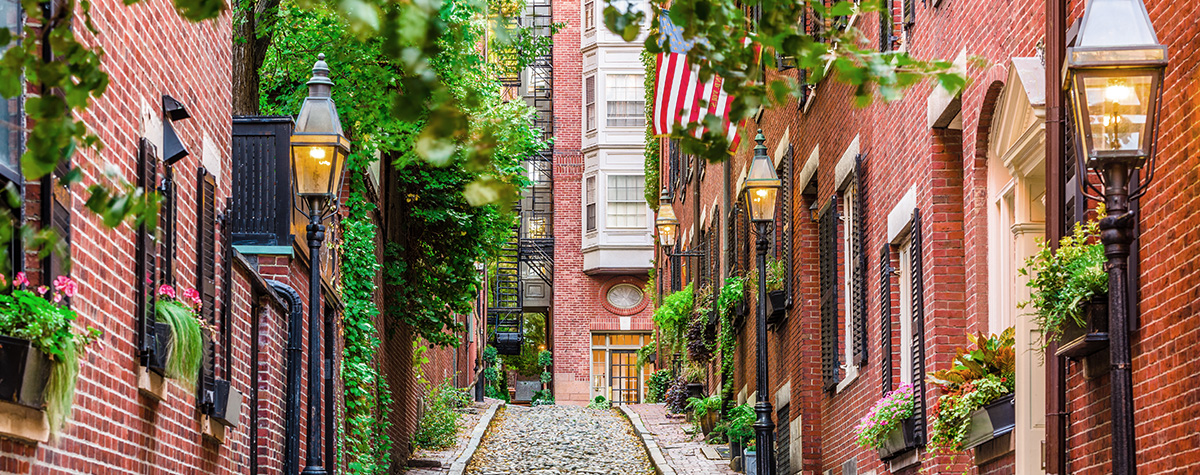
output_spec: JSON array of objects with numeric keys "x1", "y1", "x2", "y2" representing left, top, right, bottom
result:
[{"x1": 488, "y1": 0, "x2": 554, "y2": 354}]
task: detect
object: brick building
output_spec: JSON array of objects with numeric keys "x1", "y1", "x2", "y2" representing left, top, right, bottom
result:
[
  {"x1": 654, "y1": 0, "x2": 1199, "y2": 474},
  {"x1": 0, "y1": 1, "x2": 357, "y2": 473}
]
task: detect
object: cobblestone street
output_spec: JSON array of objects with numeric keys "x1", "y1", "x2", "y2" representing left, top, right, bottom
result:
[{"x1": 465, "y1": 405, "x2": 655, "y2": 475}]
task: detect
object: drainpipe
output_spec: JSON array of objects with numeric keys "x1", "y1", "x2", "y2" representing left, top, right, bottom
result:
[
  {"x1": 269, "y1": 280, "x2": 305, "y2": 475},
  {"x1": 1044, "y1": 0, "x2": 1069, "y2": 473}
]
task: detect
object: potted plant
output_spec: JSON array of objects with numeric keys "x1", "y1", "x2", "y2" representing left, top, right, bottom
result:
[
  {"x1": 853, "y1": 382, "x2": 918, "y2": 460},
  {"x1": 687, "y1": 393, "x2": 722, "y2": 435},
  {"x1": 724, "y1": 402, "x2": 755, "y2": 468},
  {"x1": 1020, "y1": 208, "x2": 1109, "y2": 358},
  {"x1": 926, "y1": 328, "x2": 1017, "y2": 456},
  {"x1": 154, "y1": 284, "x2": 208, "y2": 389},
  {"x1": 744, "y1": 440, "x2": 758, "y2": 475},
  {"x1": 682, "y1": 361, "x2": 706, "y2": 398},
  {"x1": 0, "y1": 274, "x2": 101, "y2": 431}
]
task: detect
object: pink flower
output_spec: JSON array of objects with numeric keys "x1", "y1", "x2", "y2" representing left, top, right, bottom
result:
[
  {"x1": 53, "y1": 275, "x2": 77, "y2": 298},
  {"x1": 13, "y1": 272, "x2": 28, "y2": 288},
  {"x1": 182, "y1": 288, "x2": 202, "y2": 308},
  {"x1": 52, "y1": 292, "x2": 62, "y2": 303},
  {"x1": 157, "y1": 285, "x2": 177, "y2": 299},
  {"x1": 36, "y1": 285, "x2": 48, "y2": 296}
]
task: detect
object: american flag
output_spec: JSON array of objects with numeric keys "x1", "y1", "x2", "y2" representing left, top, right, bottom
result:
[{"x1": 652, "y1": 12, "x2": 741, "y2": 150}]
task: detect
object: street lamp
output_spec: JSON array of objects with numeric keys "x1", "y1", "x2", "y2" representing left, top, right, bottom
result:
[
  {"x1": 655, "y1": 199, "x2": 680, "y2": 249},
  {"x1": 1065, "y1": 1, "x2": 1166, "y2": 474},
  {"x1": 292, "y1": 53, "x2": 349, "y2": 475},
  {"x1": 742, "y1": 130, "x2": 780, "y2": 475}
]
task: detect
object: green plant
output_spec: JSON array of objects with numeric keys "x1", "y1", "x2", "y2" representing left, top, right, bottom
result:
[
  {"x1": 653, "y1": 284, "x2": 694, "y2": 357},
  {"x1": 746, "y1": 258, "x2": 786, "y2": 294},
  {"x1": 412, "y1": 381, "x2": 465, "y2": 450},
  {"x1": 154, "y1": 285, "x2": 206, "y2": 389},
  {"x1": 537, "y1": 349, "x2": 553, "y2": 367},
  {"x1": 636, "y1": 339, "x2": 657, "y2": 371},
  {"x1": 687, "y1": 393, "x2": 722, "y2": 420},
  {"x1": 853, "y1": 383, "x2": 916, "y2": 449},
  {"x1": 681, "y1": 361, "x2": 706, "y2": 383},
  {"x1": 715, "y1": 276, "x2": 743, "y2": 411},
  {"x1": 1019, "y1": 207, "x2": 1107, "y2": 352},
  {"x1": 722, "y1": 403, "x2": 755, "y2": 445},
  {"x1": 539, "y1": 371, "x2": 552, "y2": 383},
  {"x1": 530, "y1": 389, "x2": 555, "y2": 406},
  {"x1": 642, "y1": 49, "x2": 660, "y2": 211},
  {"x1": 664, "y1": 376, "x2": 691, "y2": 413},
  {"x1": 646, "y1": 369, "x2": 672, "y2": 403},
  {"x1": 587, "y1": 395, "x2": 612, "y2": 410},
  {"x1": 926, "y1": 329, "x2": 1017, "y2": 456},
  {"x1": 0, "y1": 274, "x2": 100, "y2": 431}
]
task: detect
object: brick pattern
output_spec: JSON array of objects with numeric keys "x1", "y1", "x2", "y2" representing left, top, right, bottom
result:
[{"x1": 626, "y1": 404, "x2": 737, "y2": 475}]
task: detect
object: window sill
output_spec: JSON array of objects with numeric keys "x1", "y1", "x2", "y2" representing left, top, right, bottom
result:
[
  {"x1": 835, "y1": 364, "x2": 861, "y2": 394},
  {"x1": 0, "y1": 401, "x2": 49, "y2": 444},
  {"x1": 137, "y1": 366, "x2": 168, "y2": 401}
]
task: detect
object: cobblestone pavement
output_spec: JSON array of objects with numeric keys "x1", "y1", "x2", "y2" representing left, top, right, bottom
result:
[
  {"x1": 465, "y1": 405, "x2": 656, "y2": 475},
  {"x1": 626, "y1": 403, "x2": 738, "y2": 475},
  {"x1": 403, "y1": 398, "x2": 501, "y2": 474}
]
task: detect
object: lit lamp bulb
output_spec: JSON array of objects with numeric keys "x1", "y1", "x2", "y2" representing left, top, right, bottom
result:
[
  {"x1": 1105, "y1": 80, "x2": 1132, "y2": 104},
  {"x1": 310, "y1": 147, "x2": 326, "y2": 159}
]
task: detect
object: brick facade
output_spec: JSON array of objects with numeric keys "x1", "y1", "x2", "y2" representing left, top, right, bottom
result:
[{"x1": 654, "y1": 0, "x2": 1199, "y2": 473}]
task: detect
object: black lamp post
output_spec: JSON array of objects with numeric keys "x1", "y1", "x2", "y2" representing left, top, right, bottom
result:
[
  {"x1": 1065, "y1": 1, "x2": 1166, "y2": 473},
  {"x1": 291, "y1": 53, "x2": 350, "y2": 475},
  {"x1": 743, "y1": 130, "x2": 780, "y2": 475}
]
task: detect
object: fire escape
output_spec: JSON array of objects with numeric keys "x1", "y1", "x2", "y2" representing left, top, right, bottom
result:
[{"x1": 489, "y1": 0, "x2": 555, "y2": 355}]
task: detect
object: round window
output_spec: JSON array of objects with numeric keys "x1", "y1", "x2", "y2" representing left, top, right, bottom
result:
[{"x1": 606, "y1": 284, "x2": 644, "y2": 310}]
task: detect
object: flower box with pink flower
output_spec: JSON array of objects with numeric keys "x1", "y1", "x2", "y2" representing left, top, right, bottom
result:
[
  {"x1": 151, "y1": 284, "x2": 209, "y2": 390},
  {"x1": 0, "y1": 273, "x2": 100, "y2": 439},
  {"x1": 853, "y1": 383, "x2": 919, "y2": 460}
]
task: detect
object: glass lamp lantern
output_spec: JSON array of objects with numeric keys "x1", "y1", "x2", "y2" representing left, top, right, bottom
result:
[
  {"x1": 655, "y1": 203, "x2": 679, "y2": 247},
  {"x1": 1066, "y1": 0, "x2": 1167, "y2": 170},
  {"x1": 292, "y1": 54, "x2": 351, "y2": 211},
  {"x1": 743, "y1": 131, "x2": 781, "y2": 223}
]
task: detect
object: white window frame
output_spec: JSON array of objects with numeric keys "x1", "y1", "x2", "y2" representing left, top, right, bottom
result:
[
  {"x1": 584, "y1": 0, "x2": 595, "y2": 31},
  {"x1": 585, "y1": 175, "x2": 597, "y2": 232},
  {"x1": 898, "y1": 234, "x2": 914, "y2": 385},
  {"x1": 605, "y1": 174, "x2": 646, "y2": 229},
  {"x1": 585, "y1": 75, "x2": 597, "y2": 131},
  {"x1": 605, "y1": 73, "x2": 645, "y2": 128},
  {"x1": 838, "y1": 184, "x2": 860, "y2": 390}
]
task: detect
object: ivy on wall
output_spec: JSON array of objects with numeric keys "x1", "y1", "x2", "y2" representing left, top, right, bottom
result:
[{"x1": 642, "y1": 49, "x2": 659, "y2": 211}]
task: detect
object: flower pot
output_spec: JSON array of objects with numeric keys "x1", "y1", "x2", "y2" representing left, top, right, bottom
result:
[
  {"x1": 765, "y1": 290, "x2": 788, "y2": 326},
  {"x1": 1056, "y1": 295, "x2": 1109, "y2": 358},
  {"x1": 686, "y1": 383, "x2": 705, "y2": 400},
  {"x1": 963, "y1": 393, "x2": 1016, "y2": 450},
  {"x1": 877, "y1": 417, "x2": 919, "y2": 460},
  {"x1": 147, "y1": 322, "x2": 173, "y2": 375},
  {"x1": 0, "y1": 335, "x2": 53, "y2": 409},
  {"x1": 744, "y1": 450, "x2": 757, "y2": 475},
  {"x1": 700, "y1": 410, "x2": 718, "y2": 435}
]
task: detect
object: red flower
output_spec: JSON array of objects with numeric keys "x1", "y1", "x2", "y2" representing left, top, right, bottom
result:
[{"x1": 53, "y1": 275, "x2": 78, "y2": 298}]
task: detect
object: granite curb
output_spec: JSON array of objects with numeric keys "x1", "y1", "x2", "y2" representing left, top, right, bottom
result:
[{"x1": 619, "y1": 404, "x2": 677, "y2": 475}]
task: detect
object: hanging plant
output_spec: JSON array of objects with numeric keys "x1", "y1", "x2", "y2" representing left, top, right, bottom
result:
[
  {"x1": 154, "y1": 284, "x2": 207, "y2": 389},
  {"x1": 653, "y1": 284, "x2": 694, "y2": 356},
  {"x1": 0, "y1": 274, "x2": 100, "y2": 432}
]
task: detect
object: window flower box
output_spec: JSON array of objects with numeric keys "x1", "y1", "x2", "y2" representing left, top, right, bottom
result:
[
  {"x1": 210, "y1": 379, "x2": 243, "y2": 428},
  {"x1": 147, "y1": 321, "x2": 173, "y2": 375},
  {"x1": 1055, "y1": 295, "x2": 1109, "y2": 358},
  {"x1": 962, "y1": 393, "x2": 1016, "y2": 450},
  {"x1": 765, "y1": 290, "x2": 787, "y2": 326},
  {"x1": 878, "y1": 417, "x2": 919, "y2": 460},
  {"x1": 0, "y1": 335, "x2": 53, "y2": 409}
]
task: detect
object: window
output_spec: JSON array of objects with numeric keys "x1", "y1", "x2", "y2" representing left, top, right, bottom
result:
[
  {"x1": 606, "y1": 74, "x2": 645, "y2": 127},
  {"x1": 0, "y1": 0, "x2": 20, "y2": 178},
  {"x1": 898, "y1": 236, "x2": 913, "y2": 385},
  {"x1": 819, "y1": 196, "x2": 839, "y2": 391},
  {"x1": 584, "y1": 0, "x2": 594, "y2": 31},
  {"x1": 585, "y1": 76, "x2": 596, "y2": 131},
  {"x1": 606, "y1": 284, "x2": 644, "y2": 310},
  {"x1": 585, "y1": 176, "x2": 597, "y2": 232},
  {"x1": 606, "y1": 175, "x2": 646, "y2": 228},
  {"x1": 879, "y1": 0, "x2": 893, "y2": 52}
]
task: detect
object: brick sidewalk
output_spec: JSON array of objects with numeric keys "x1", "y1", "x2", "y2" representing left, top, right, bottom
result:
[
  {"x1": 626, "y1": 404, "x2": 738, "y2": 475},
  {"x1": 401, "y1": 398, "x2": 502, "y2": 474}
]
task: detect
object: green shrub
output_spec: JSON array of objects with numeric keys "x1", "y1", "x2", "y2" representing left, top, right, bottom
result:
[
  {"x1": 1019, "y1": 208, "x2": 1107, "y2": 352},
  {"x1": 539, "y1": 371, "x2": 552, "y2": 383},
  {"x1": 687, "y1": 393, "x2": 722, "y2": 420},
  {"x1": 530, "y1": 389, "x2": 555, "y2": 406},
  {"x1": 413, "y1": 382, "x2": 466, "y2": 450},
  {"x1": 537, "y1": 349, "x2": 553, "y2": 367},
  {"x1": 646, "y1": 369, "x2": 672, "y2": 403},
  {"x1": 587, "y1": 395, "x2": 612, "y2": 410}
]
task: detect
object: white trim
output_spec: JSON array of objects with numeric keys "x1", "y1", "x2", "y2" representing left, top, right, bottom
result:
[
  {"x1": 773, "y1": 127, "x2": 791, "y2": 168},
  {"x1": 775, "y1": 382, "x2": 791, "y2": 408},
  {"x1": 796, "y1": 145, "x2": 820, "y2": 189},
  {"x1": 887, "y1": 185, "x2": 919, "y2": 244},
  {"x1": 833, "y1": 135, "x2": 860, "y2": 190}
]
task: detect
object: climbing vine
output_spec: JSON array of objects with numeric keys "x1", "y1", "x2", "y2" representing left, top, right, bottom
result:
[
  {"x1": 715, "y1": 276, "x2": 745, "y2": 410},
  {"x1": 642, "y1": 49, "x2": 659, "y2": 210}
]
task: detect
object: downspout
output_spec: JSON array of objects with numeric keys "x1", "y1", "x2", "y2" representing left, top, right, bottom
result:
[
  {"x1": 269, "y1": 280, "x2": 305, "y2": 475},
  {"x1": 250, "y1": 301, "x2": 261, "y2": 475},
  {"x1": 324, "y1": 304, "x2": 335, "y2": 473},
  {"x1": 1044, "y1": 0, "x2": 1069, "y2": 473}
]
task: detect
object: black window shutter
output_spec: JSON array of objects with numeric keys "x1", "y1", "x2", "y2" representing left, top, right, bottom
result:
[
  {"x1": 160, "y1": 167, "x2": 176, "y2": 285},
  {"x1": 727, "y1": 205, "x2": 737, "y2": 278},
  {"x1": 738, "y1": 203, "x2": 750, "y2": 276},
  {"x1": 782, "y1": 146, "x2": 793, "y2": 300},
  {"x1": 197, "y1": 168, "x2": 217, "y2": 406},
  {"x1": 135, "y1": 139, "x2": 160, "y2": 366},
  {"x1": 220, "y1": 197, "x2": 234, "y2": 380},
  {"x1": 903, "y1": 0, "x2": 916, "y2": 28},
  {"x1": 879, "y1": 0, "x2": 893, "y2": 52},
  {"x1": 41, "y1": 156, "x2": 70, "y2": 282},
  {"x1": 879, "y1": 243, "x2": 893, "y2": 395},
  {"x1": 910, "y1": 209, "x2": 927, "y2": 444},
  {"x1": 852, "y1": 154, "x2": 868, "y2": 365},
  {"x1": 819, "y1": 195, "x2": 839, "y2": 391}
]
